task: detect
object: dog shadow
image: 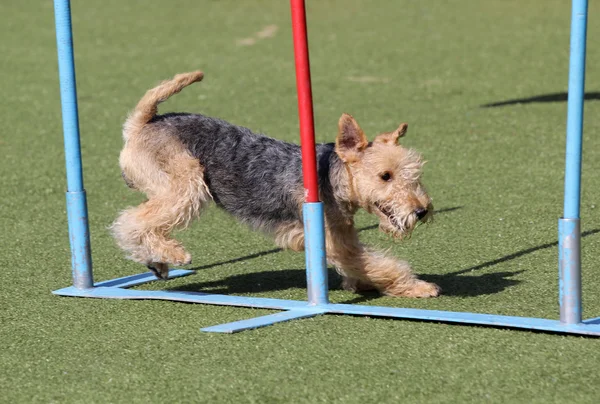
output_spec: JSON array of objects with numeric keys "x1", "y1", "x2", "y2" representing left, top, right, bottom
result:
[
  {"x1": 167, "y1": 267, "x2": 522, "y2": 303},
  {"x1": 168, "y1": 268, "x2": 343, "y2": 296}
]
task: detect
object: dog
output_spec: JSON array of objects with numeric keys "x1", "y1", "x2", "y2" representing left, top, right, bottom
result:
[{"x1": 111, "y1": 71, "x2": 440, "y2": 297}]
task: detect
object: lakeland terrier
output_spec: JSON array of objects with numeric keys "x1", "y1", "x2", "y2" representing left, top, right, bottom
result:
[{"x1": 111, "y1": 71, "x2": 440, "y2": 297}]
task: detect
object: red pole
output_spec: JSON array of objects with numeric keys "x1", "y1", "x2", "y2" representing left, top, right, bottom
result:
[{"x1": 290, "y1": 0, "x2": 319, "y2": 203}]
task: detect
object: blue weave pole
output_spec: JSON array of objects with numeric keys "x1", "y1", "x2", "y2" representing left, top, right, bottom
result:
[
  {"x1": 559, "y1": 0, "x2": 588, "y2": 324},
  {"x1": 53, "y1": 0, "x2": 600, "y2": 336},
  {"x1": 54, "y1": 0, "x2": 93, "y2": 289}
]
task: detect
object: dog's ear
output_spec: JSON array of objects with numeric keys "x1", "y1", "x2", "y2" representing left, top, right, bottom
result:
[
  {"x1": 374, "y1": 123, "x2": 408, "y2": 145},
  {"x1": 336, "y1": 113, "x2": 368, "y2": 162}
]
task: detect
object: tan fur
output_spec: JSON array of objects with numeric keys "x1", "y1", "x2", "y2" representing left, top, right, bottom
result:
[
  {"x1": 274, "y1": 222, "x2": 305, "y2": 252},
  {"x1": 111, "y1": 71, "x2": 210, "y2": 278},
  {"x1": 373, "y1": 123, "x2": 408, "y2": 145},
  {"x1": 123, "y1": 71, "x2": 204, "y2": 141},
  {"x1": 273, "y1": 171, "x2": 438, "y2": 298},
  {"x1": 335, "y1": 115, "x2": 433, "y2": 241},
  {"x1": 330, "y1": 114, "x2": 439, "y2": 296}
]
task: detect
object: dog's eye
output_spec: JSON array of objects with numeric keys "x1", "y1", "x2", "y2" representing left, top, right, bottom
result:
[{"x1": 380, "y1": 172, "x2": 392, "y2": 182}]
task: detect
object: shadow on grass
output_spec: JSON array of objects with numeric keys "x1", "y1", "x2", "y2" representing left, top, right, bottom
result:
[
  {"x1": 447, "y1": 228, "x2": 600, "y2": 276},
  {"x1": 169, "y1": 268, "x2": 344, "y2": 295},
  {"x1": 416, "y1": 228, "x2": 600, "y2": 300},
  {"x1": 480, "y1": 92, "x2": 600, "y2": 108},
  {"x1": 341, "y1": 270, "x2": 525, "y2": 304},
  {"x1": 167, "y1": 267, "x2": 522, "y2": 301},
  {"x1": 177, "y1": 204, "x2": 600, "y2": 301}
]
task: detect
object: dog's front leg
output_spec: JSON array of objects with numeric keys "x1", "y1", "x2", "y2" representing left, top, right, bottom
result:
[{"x1": 325, "y1": 227, "x2": 440, "y2": 297}]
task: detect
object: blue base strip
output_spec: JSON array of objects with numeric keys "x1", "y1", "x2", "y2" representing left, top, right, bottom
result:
[
  {"x1": 53, "y1": 285, "x2": 311, "y2": 310},
  {"x1": 201, "y1": 308, "x2": 327, "y2": 333},
  {"x1": 583, "y1": 317, "x2": 600, "y2": 325},
  {"x1": 93, "y1": 269, "x2": 195, "y2": 288},
  {"x1": 53, "y1": 271, "x2": 600, "y2": 336},
  {"x1": 324, "y1": 303, "x2": 600, "y2": 336}
]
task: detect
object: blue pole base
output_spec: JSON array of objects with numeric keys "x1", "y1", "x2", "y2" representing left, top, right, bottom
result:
[
  {"x1": 303, "y1": 202, "x2": 329, "y2": 306},
  {"x1": 66, "y1": 191, "x2": 93, "y2": 289},
  {"x1": 53, "y1": 269, "x2": 600, "y2": 336},
  {"x1": 559, "y1": 218, "x2": 582, "y2": 324}
]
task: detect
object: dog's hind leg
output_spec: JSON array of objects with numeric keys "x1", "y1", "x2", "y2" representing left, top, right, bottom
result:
[
  {"x1": 112, "y1": 71, "x2": 209, "y2": 278},
  {"x1": 111, "y1": 146, "x2": 210, "y2": 279}
]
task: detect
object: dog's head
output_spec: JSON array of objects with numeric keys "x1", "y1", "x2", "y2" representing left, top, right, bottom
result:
[{"x1": 335, "y1": 113, "x2": 433, "y2": 238}]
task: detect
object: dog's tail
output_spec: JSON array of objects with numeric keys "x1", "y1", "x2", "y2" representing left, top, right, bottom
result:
[{"x1": 123, "y1": 71, "x2": 204, "y2": 140}]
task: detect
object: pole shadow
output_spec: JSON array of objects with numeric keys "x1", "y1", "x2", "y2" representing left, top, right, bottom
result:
[
  {"x1": 480, "y1": 92, "x2": 600, "y2": 108},
  {"x1": 414, "y1": 228, "x2": 600, "y2": 300}
]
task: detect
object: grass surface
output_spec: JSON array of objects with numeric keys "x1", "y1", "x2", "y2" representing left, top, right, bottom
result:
[{"x1": 2, "y1": 0, "x2": 600, "y2": 402}]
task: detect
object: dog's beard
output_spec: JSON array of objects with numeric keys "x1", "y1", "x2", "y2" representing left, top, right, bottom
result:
[{"x1": 374, "y1": 202, "x2": 423, "y2": 239}]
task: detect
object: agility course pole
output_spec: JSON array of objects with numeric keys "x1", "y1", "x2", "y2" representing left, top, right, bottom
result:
[
  {"x1": 559, "y1": 0, "x2": 588, "y2": 324},
  {"x1": 54, "y1": 0, "x2": 93, "y2": 289},
  {"x1": 291, "y1": 0, "x2": 329, "y2": 306},
  {"x1": 53, "y1": 0, "x2": 600, "y2": 336}
]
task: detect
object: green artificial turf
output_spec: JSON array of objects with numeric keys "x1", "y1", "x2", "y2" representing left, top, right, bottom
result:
[{"x1": 2, "y1": 0, "x2": 600, "y2": 402}]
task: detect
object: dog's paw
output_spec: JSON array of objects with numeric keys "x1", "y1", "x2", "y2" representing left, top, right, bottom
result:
[
  {"x1": 147, "y1": 263, "x2": 170, "y2": 279},
  {"x1": 167, "y1": 250, "x2": 192, "y2": 266},
  {"x1": 404, "y1": 280, "x2": 441, "y2": 298},
  {"x1": 384, "y1": 279, "x2": 441, "y2": 298},
  {"x1": 154, "y1": 248, "x2": 192, "y2": 267},
  {"x1": 182, "y1": 253, "x2": 192, "y2": 265}
]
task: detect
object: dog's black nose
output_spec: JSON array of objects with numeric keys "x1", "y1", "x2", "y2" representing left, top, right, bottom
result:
[{"x1": 415, "y1": 208, "x2": 428, "y2": 220}]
